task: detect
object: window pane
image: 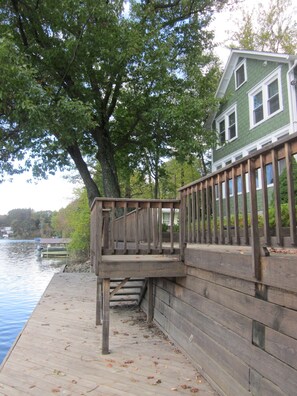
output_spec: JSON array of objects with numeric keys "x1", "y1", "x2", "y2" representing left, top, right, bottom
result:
[
  {"x1": 237, "y1": 175, "x2": 242, "y2": 193},
  {"x1": 268, "y1": 80, "x2": 278, "y2": 97},
  {"x1": 219, "y1": 120, "x2": 225, "y2": 144},
  {"x1": 268, "y1": 95, "x2": 279, "y2": 114},
  {"x1": 253, "y1": 91, "x2": 263, "y2": 123},
  {"x1": 266, "y1": 163, "x2": 273, "y2": 185},
  {"x1": 228, "y1": 112, "x2": 236, "y2": 139},
  {"x1": 236, "y1": 65, "x2": 245, "y2": 87},
  {"x1": 254, "y1": 106, "x2": 263, "y2": 123},
  {"x1": 254, "y1": 91, "x2": 263, "y2": 108},
  {"x1": 268, "y1": 79, "x2": 279, "y2": 115},
  {"x1": 229, "y1": 179, "x2": 233, "y2": 196}
]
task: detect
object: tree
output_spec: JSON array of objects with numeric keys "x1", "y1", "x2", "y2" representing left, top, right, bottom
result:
[
  {"x1": 0, "y1": 0, "x2": 228, "y2": 206},
  {"x1": 279, "y1": 158, "x2": 297, "y2": 204},
  {"x1": 228, "y1": 0, "x2": 297, "y2": 54}
]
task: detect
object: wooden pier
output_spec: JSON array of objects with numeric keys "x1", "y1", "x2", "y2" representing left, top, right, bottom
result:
[{"x1": 0, "y1": 273, "x2": 216, "y2": 396}]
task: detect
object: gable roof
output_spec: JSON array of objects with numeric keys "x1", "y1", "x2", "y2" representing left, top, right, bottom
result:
[{"x1": 216, "y1": 49, "x2": 297, "y2": 99}]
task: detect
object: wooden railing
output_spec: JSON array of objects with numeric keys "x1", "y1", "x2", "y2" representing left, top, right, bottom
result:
[
  {"x1": 179, "y1": 132, "x2": 297, "y2": 280},
  {"x1": 91, "y1": 198, "x2": 180, "y2": 276}
]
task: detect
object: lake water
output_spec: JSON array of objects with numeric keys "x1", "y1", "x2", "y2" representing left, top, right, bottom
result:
[{"x1": 0, "y1": 240, "x2": 67, "y2": 364}]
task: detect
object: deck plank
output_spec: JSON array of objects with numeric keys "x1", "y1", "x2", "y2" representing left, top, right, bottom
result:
[{"x1": 0, "y1": 273, "x2": 216, "y2": 396}]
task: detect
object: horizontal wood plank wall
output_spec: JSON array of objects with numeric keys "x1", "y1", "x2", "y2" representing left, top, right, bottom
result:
[{"x1": 142, "y1": 245, "x2": 297, "y2": 396}]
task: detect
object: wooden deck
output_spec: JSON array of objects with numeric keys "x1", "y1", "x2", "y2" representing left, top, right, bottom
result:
[{"x1": 0, "y1": 273, "x2": 217, "y2": 396}]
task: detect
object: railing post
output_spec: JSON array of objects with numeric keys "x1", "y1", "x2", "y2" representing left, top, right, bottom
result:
[
  {"x1": 102, "y1": 278, "x2": 110, "y2": 354},
  {"x1": 248, "y1": 159, "x2": 261, "y2": 281},
  {"x1": 285, "y1": 143, "x2": 297, "y2": 246},
  {"x1": 180, "y1": 191, "x2": 186, "y2": 261}
]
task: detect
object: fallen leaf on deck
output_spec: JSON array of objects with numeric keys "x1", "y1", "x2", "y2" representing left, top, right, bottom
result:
[
  {"x1": 190, "y1": 388, "x2": 199, "y2": 393},
  {"x1": 53, "y1": 370, "x2": 65, "y2": 376},
  {"x1": 147, "y1": 376, "x2": 154, "y2": 379},
  {"x1": 181, "y1": 384, "x2": 190, "y2": 389}
]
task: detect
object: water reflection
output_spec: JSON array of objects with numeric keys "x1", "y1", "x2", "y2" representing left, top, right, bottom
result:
[{"x1": 0, "y1": 240, "x2": 66, "y2": 364}]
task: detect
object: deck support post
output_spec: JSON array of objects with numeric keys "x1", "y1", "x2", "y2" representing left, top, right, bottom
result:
[
  {"x1": 96, "y1": 277, "x2": 102, "y2": 325},
  {"x1": 102, "y1": 278, "x2": 110, "y2": 354},
  {"x1": 147, "y1": 278, "x2": 154, "y2": 323}
]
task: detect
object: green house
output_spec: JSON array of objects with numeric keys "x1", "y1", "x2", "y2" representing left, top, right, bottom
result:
[{"x1": 212, "y1": 49, "x2": 297, "y2": 172}]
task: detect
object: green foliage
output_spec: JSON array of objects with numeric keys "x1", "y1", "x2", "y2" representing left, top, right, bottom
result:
[
  {"x1": 3, "y1": 209, "x2": 55, "y2": 238},
  {"x1": 0, "y1": 0, "x2": 227, "y2": 205},
  {"x1": 268, "y1": 204, "x2": 297, "y2": 228},
  {"x1": 228, "y1": 0, "x2": 297, "y2": 54},
  {"x1": 279, "y1": 158, "x2": 297, "y2": 204},
  {"x1": 52, "y1": 189, "x2": 90, "y2": 256}
]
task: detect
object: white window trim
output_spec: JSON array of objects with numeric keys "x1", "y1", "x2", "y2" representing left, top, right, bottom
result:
[
  {"x1": 248, "y1": 67, "x2": 283, "y2": 129},
  {"x1": 212, "y1": 125, "x2": 289, "y2": 172},
  {"x1": 234, "y1": 59, "x2": 247, "y2": 90},
  {"x1": 216, "y1": 104, "x2": 238, "y2": 147}
]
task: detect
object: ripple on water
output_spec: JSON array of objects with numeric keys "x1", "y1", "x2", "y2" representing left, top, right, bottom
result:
[{"x1": 0, "y1": 240, "x2": 66, "y2": 364}]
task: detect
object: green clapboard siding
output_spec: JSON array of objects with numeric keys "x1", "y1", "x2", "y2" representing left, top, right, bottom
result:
[{"x1": 213, "y1": 58, "x2": 290, "y2": 163}]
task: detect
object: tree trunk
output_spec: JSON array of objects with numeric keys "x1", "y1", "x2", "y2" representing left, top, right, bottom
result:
[
  {"x1": 67, "y1": 144, "x2": 101, "y2": 207},
  {"x1": 96, "y1": 127, "x2": 121, "y2": 198}
]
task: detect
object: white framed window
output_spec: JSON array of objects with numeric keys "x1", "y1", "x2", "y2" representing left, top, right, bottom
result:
[
  {"x1": 249, "y1": 67, "x2": 283, "y2": 128},
  {"x1": 216, "y1": 105, "x2": 238, "y2": 146},
  {"x1": 235, "y1": 59, "x2": 247, "y2": 89}
]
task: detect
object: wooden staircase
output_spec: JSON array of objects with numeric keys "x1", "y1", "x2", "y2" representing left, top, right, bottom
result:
[
  {"x1": 90, "y1": 198, "x2": 186, "y2": 354},
  {"x1": 109, "y1": 278, "x2": 147, "y2": 306}
]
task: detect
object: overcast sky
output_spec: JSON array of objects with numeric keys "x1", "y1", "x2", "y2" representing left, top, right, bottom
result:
[{"x1": 0, "y1": 0, "x2": 289, "y2": 216}]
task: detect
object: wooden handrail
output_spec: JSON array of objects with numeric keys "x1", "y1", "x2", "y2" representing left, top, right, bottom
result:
[
  {"x1": 91, "y1": 198, "x2": 180, "y2": 276},
  {"x1": 179, "y1": 132, "x2": 297, "y2": 281}
]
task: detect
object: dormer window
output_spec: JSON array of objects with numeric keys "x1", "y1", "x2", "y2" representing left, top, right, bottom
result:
[{"x1": 235, "y1": 59, "x2": 247, "y2": 89}]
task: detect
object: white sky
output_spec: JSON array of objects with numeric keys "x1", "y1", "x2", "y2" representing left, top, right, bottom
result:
[
  {"x1": 0, "y1": 172, "x2": 76, "y2": 215},
  {"x1": 0, "y1": 0, "x2": 289, "y2": 216}
]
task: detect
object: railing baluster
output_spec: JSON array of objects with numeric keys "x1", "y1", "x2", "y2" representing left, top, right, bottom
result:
[
  {"x1": 218, "y1": 173, "x2": 224, "y2": 245},
  {"x1": 196, "y1": 185, "x2": 201, "y2": 243},
  {"x1": 180, "y1": 191, "x2": 186, "y2": 261},
  {"x1": 260, "y1": 154, "x2": 270, "y2": 246},
  {"x1": 232, "y1": 167, "x2": 240, "y2": 245},
  {"x1": 272, "y1": 149, "x2": 282, "y2": 246},
  {"x1": 206, "y1": 180, "x2": 211, "y2": 243},
  {"x1": 191, "y1": 187, "x2": 195, "y2": 243},
  {"x1": 248, "y1": 158, "x2": 261, "y2": 280},
  {"x1": 225, "y1": 171, "x2": 232, "y2": 244},
  {"x1": 187, "y1": 189, "x2": 191, "y2": 243},
  {"x1": 123, "y1": 202, "x2": 127, "y2": 253},
  {"x1": 147, "y1": 203, "x2": 151, "y2": 254},
  {"x1": 201, "y1": 183, "x2": 206, "y2": 243},
  {"x1": 211, "y1": 177, "x2": 218, "y2": 244},
  {"x1": 158, "y1": 203, "x2": 163, "y2": 254},
  {"x1": 241, "y1": 163, "x2": 249, "y2": 245},
  {"x1": 170, "y1": 204, "x2": 174, "y2": 254},
  {"x1": 135, "y1": 202, "x2": 139, "y2": 254},
  {"x1": 110, "y1": 201, "x2": 115, "y2": 254},
  {"x1": 285, "y1": 143, "x2": 297, "y2": 246}
]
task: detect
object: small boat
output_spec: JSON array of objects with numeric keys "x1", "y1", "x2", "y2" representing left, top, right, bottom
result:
[{"x1": 36, "y1": 238, "x2": 70, "y2": 258}]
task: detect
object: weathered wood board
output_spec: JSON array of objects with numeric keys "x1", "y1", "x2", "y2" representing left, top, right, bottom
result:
[{"x1": 0, "y1": 273, "x2": 216, "y2": 396}]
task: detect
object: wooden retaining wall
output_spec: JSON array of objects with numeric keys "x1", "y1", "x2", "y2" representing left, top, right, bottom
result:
[{"x1": 142, "y1": 245, "x2": 297, "y2": 396}]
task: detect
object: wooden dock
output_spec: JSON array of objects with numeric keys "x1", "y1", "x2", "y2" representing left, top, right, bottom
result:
[{"x1": 0, "y1": 273, "x2": 217, "y2": 395}]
